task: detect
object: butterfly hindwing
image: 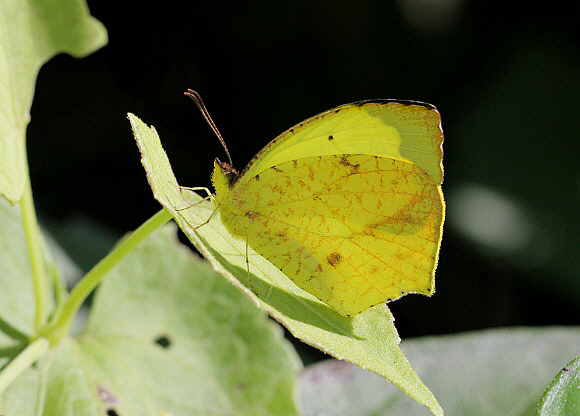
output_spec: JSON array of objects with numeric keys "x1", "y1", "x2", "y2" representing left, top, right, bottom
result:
[{"x1": 220, "y1": 154, "x2": 442, "y2": 316}]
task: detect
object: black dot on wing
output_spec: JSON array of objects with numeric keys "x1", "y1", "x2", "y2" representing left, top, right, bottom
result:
[
  {"x1": 327, "y1": 252, "x2": 342, "y2": 267},
  {"x1": 328, "y1": 135, "x2": 334, "y2": 140}
]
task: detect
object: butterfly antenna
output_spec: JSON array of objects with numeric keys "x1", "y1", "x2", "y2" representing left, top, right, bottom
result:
[{"x1": 184, "y1": 89, "x2": 234, "y2": 167}]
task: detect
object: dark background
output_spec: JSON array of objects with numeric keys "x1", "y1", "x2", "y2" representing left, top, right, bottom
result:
[{"x1": 27, "y1": 2, "x2": 580, "y2": 350}]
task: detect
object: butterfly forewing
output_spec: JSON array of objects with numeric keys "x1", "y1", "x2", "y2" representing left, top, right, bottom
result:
[{"x1": 240, "y1": 101, "x2": 443, "y2": 187}]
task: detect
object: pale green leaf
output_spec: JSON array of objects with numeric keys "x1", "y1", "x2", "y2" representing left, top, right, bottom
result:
[
  {"x1": 128, "y1": 113, "x2": 443, "y2": 416},
  {"x1": 1, "y1": 223, "x2": 301, "y2": 415},
  {"x1": 301, "y1": 327, "x2": 580, "y2": 416},
  {"x1": 0, "y1": 0, "x2": 107, "y2": 201},
  {"x1": 0, "y1": 197, "x2": 35, "y2": 347}
]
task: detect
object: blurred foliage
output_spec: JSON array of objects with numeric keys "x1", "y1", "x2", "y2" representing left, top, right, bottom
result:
[{"x1": 302, "y1": 328, "x2": 580, "y2": 415}]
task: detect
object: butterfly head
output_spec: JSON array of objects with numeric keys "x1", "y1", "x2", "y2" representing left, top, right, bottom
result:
[{"x1": 212, "y1": 158, "x2": 240, "y2": 194}]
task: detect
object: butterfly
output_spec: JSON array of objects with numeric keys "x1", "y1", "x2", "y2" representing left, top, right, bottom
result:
[{"x1": 186, "y1": 90, "x2": 444, "y2": 316}]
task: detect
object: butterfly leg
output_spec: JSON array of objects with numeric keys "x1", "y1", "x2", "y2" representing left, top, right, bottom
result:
[
  {"x1": 175, "y1": 186, "x2": 215, "y2": 211},
  {"x1": 169, "y1": 184, "x2": 219, "y2": 230},
  {"x1": 245, "y1": 235, "x2": 256, "y2": 293},
  {"x1": 190, "y1": 205, "x2": 219, "y2": 231},
  {"x1": 178, "y1": 185, "x2": 214, "y2": 199}
]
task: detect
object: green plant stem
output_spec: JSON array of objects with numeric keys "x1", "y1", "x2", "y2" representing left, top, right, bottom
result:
[
  {"x1": 20, "y1": 175, "x2": 49, "y2": 330},
  {"x1": 0, "y1": 337, "x2": 49, "y2": 395},
  {"x1": 39, "y1": 209, "x2": 172, "y2": 345}
]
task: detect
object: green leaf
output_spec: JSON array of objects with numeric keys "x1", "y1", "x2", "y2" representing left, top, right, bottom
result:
[
  {"x1": 1, "y1": 222, "x2": 301, "y2": 414},
  {"x1": 0, "y1": 0, "x2": 107, "y2": 201},
  {"x1": 0, "y1": 197, "x2": 53, "y2": 397},
  {"x1": 301, "y1": 327, "x2": 580, "y2": 415},
  {"x1": 128, "y1": 113, "x2": 443, "y2": 416},
  {"x1": 0, "y1": 197, "x2": 35, "y2": 346},
  {"x1": 538, "y1": 356, "x2": 580, "y2": 415}
]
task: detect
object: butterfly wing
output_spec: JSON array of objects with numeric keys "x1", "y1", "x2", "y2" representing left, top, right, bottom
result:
[
  {"x1": 239, "y1": 100, "x2": 443, "y2": 187},
  {"x1": 220, "y1": 154, "x2": 443, "y2": 316}
]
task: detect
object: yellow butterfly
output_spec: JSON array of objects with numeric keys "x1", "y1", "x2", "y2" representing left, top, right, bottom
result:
[{"x1": 186, "y1": 90, "x2": 444, "y2": 316}]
